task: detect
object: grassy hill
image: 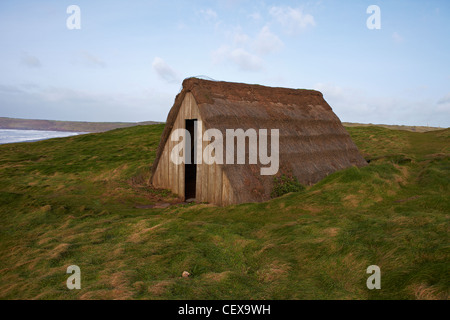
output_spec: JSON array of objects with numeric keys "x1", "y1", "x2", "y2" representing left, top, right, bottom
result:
[
  {"x1": 0, "y1": 124, "x2": 448, "y2": 299},
  {"x1": 0, "y1": 117, "x2": 161, "y2": 133},
  {"x1": 342, "y1": 122, "x2": 445, "y2": 133},
  {"x1": 0, "y1": 116, "x2": 442, "y2": 133}
]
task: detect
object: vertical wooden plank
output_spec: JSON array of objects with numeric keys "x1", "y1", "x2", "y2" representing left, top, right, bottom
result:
[
  {"x1": 174, "y1": 106, "x2": 179, "y2": 196},
  {"x1": 196, "y1": 163, "x2": 202, "y2": 201},
  {"x1": 222, "y1": 171, "x2": 229, "y2": 206},
  {"x1": 190, "y1": 93, "x2": 197, "y2": 119},
  {"x1": 208, "y1": 161, "x2": 215, "y2": 203},
  {"x1": 203, "y1": 139, "x2": 210, "y2": 203},
  {"x1": 176, "y1": 105, "x2": 183, "y2": 197},
  {"x1": 177, "y1": 98, "x2": 187, "y2": 197},
  {"x1": 176, "y1": 159, "x2": 181, "y2": 198},
  {"x1": 157, "y1": 162, "x2": 162, "y2": 187},
  {"x1": 174, "y1": 138, "x2": 180, "y2": 196},
  {"x1": 181, "y1": 94, "x2": 186, "y2": 119},
  {"x1": 201, "y1": 163, "x2": 208, "y2": 203},
  {"x1": 194, "y1": 100, "x2": 202, "y2": 202},
  {"x1": 202, "y1": 117, "x2": 209, "y2": 203},
  {"x1": 187, "y1": 93, "x2": 192, "y2": 119},
  {"x1": 161, "y1": 143, "x2": 168, "y2": 189},
  {"x1": 158, "y1": 144, "x2": 164, "y2": 188},
  {"x1": 167, "y1": 135, "x2": 173, "y2": 193},
  {"x1": 154, "y1": 163, "x2": 161, "y2": 187},
  {"x1": 229, "y1": 177, "x2": 234, "y2": 205},
  {"x1": 215, "y1": 163, "x2": 222, "y2": 205},
  {"x1": 162, "y1": 143, "x2": 169, "y2": 189},
  {"x1": 178, "y1": 104, "x2": 184, "y2": 200},
  {"x1": 222, "y1": 171, "x2": 235, "y2": 206},
  {"x1": 167, "y1": 140, "x2": 173, "y2": 191}
]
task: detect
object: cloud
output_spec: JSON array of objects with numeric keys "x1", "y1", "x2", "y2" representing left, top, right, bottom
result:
[
  {"x1": 437, "y1": 94, "x2": 450, "y2": 104},
  {"x1": 0, "y1": 83, "x2": 174, "y2": 122},
  {"x1": 39, "y1": 87, "x2": 99, "y2": 103},
  {"x1": 177, "y1": 21, "x2": 188, "y2": 30},
  {"x1": 212, "y1": 46, "x2": 263, "y2": 72},
  {"x1": 229, "y1": 48, "x2": 264, "y2": 72},
  {"x1": 211, "y1": 6, "x2": 310, "y2": 72},
  {"x1": 392, "y1": 32, "x2": 404, "y2": 43},
  {"x1": 314, "y1": 83, "x2": 376, "y2": 116},
  {"x1": 253, "y1": 26, "x2": 284, "y2": 55},
  {"x1": 269, "y1": 6, "x2": 315, "y2": 35},
  {"x1": 212, "y1": 24, "x2": 283, "y2": 72},
  {"x1": 437, "y1": 93, "x2": 450, "y2": 111},
  {"x1": 20, "y1": 53, "x2": 41, "y2": 68},
  {"x1": 80, "y1": 51, "x2": 106, "y2": 68},
  {"x1": 313, "y1": 83, "x2": 450, "y2": 127},
  {"x1": 212, "y1": 45, "x2": 230, "y2": 65},
  {"x1": 233, "y1": 31, "x2": 250, "y2": 47},
  {"x1": 152, "y1": 57, "x2": 180, "y2": 83},
  {"x1": 0, "y1": 84, "x2": 26, "y2": 94},
  {"x1": 70, "y1": 51, "x2": 106, "y2": 68},
  {"x1": 199, "y1": 8, "x2": 218, "y2": 21},
  {"x1": 248, "y1": 12, "x2": 261, "y2": 21}
]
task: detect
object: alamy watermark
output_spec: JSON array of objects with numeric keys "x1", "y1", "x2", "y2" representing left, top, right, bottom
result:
[
  {"x1": 66, "y1": 265, "x2": 81, "y2": 290},
  {"x1": 366, "y1": 265, "x2": 381, "y2": 289},
  {"x1": 367, "y1": 5, "x2": 381, "y2": 30},
  {"x1": 170, "y1": 121, "x2": 279, "y2": 176},
  {"x1": 66, "y1": 5, "x2": 81, "y2": 30},
  {"x1": 65, "y1": 5, "x2": 380, "y2": 32}
]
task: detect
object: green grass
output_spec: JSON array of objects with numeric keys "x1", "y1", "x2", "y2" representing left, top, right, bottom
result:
[
  {"x1": 0, "y1": 124, "x2": 448, "y2": 300},
  {"x1": 271, "y1": 174, "x2": 305, "y2": 198}
]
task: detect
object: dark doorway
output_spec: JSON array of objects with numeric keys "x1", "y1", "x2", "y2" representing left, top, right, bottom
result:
[{"x1": 185, "y1": 119, "x2": 197, "y2": 200}]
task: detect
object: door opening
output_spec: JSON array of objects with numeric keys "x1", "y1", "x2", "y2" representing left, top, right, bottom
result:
[{"x1": 185, "y1": 119, "x2": 197, "y2": 200}]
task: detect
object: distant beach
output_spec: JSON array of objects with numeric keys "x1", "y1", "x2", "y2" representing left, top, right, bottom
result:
[{"x1": 0, "y1": 129, "x2": 88, "y2": 144}]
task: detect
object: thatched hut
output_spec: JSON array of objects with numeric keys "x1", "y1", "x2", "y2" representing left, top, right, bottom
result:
[{"x1": 151, "y1": 78, "x2": 367, "y2": 206}]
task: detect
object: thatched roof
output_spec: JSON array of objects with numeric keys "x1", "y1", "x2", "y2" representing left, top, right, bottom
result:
[{"x1": 151, "y1": 77, "x2": 367, "y2": 203}]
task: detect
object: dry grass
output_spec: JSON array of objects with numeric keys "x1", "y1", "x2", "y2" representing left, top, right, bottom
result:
[{"x1": 0, "y1": 124, "x2": 448, "y2": 300}]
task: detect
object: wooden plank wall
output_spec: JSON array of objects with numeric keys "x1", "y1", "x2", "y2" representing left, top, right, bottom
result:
[{"x1": 152, "y1": 93, "x2": 235, "y2": 206}]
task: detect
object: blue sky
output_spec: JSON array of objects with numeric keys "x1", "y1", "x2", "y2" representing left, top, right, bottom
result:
[{"x1": 0, "y1": 0, "x2": 449, "y2": 126}]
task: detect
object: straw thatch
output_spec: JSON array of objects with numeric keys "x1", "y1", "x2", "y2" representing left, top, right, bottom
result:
[{"x1": 151, "y1": 77, "x2": 367, "y2": 205}]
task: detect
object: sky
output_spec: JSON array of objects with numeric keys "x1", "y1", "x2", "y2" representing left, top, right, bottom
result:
[{"x1": 0, "y1": 0, "x2": 449, "y2": 127}]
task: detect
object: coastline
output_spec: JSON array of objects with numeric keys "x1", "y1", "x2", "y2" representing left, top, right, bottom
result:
[
  {"x1": 0, "y1": 129, "x2": 88, "y2": 145},
  {"x1": 0, "y1": 117, "x2": 162, "y2": 133}
]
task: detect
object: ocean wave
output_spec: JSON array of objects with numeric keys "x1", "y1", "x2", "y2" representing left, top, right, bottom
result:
[{"x1": 0, "y1": 129, "x2": 89, "y2": 144}]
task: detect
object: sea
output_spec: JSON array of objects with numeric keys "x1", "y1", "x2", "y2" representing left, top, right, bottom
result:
[{"x1": 0, "y1": 129, "x2": 88, "y2": 145}]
